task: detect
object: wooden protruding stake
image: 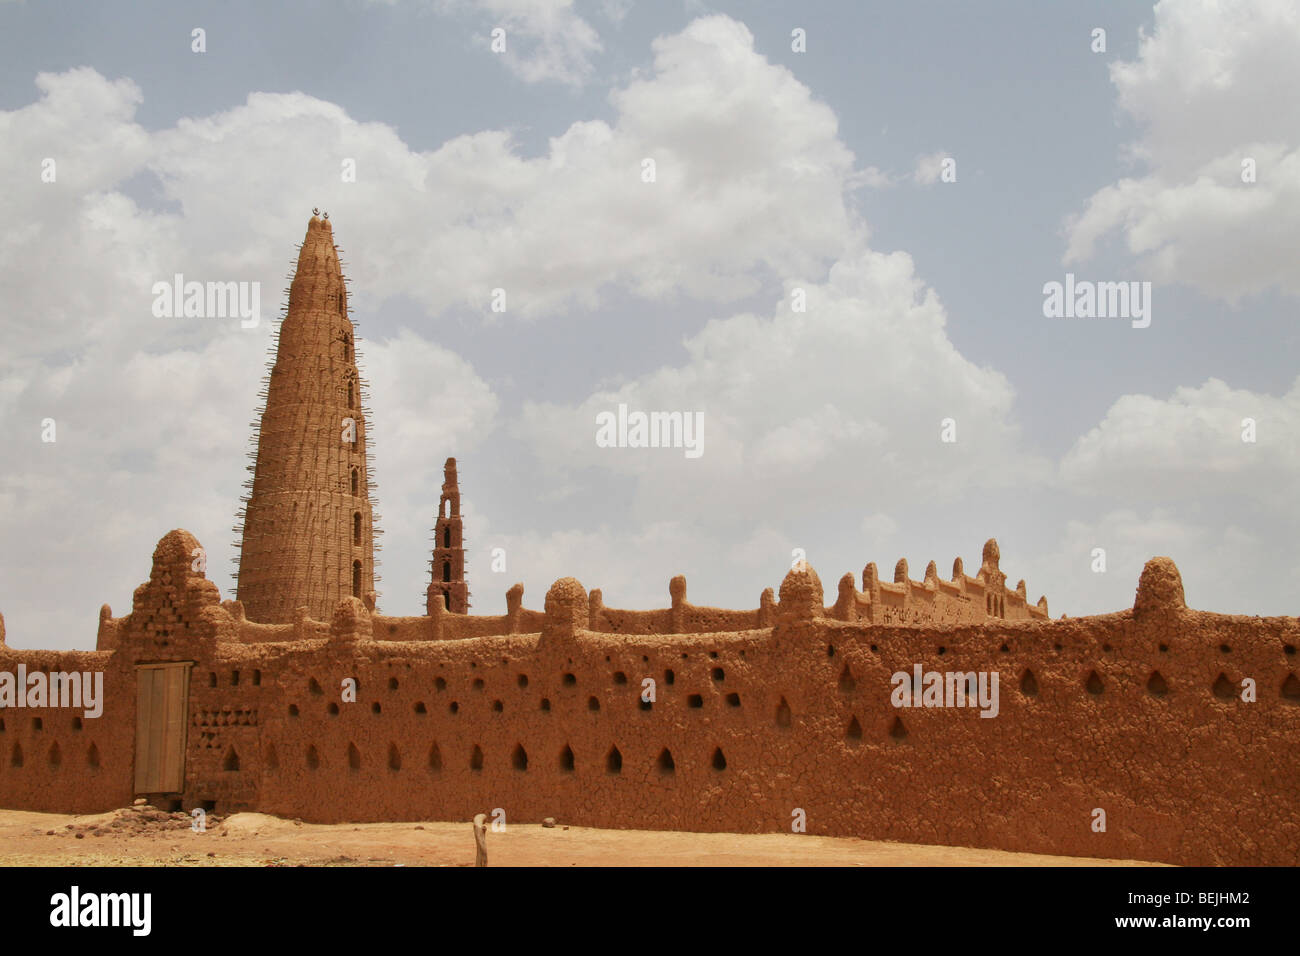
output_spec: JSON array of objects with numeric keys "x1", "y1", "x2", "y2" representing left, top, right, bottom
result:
[{"x1": 472, "y1": 813, "x2": 488, "y2": 867}]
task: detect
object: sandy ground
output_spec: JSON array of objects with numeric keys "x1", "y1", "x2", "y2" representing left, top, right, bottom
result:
[{"x1": 0, "y1": 806, "x2": 1161, "y2": 866}]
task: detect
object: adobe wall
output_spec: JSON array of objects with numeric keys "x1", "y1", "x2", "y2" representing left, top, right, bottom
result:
[
  {"x1": 1, "y1": 532, "x2": 1296, "y2": 866},
  {"x1": 0, "y1": 647, "x2": 129, "y2": 814}
]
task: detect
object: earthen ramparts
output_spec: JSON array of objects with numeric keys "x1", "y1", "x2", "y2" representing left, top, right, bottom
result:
[{"x1": 1, "y1": 531, "x2": 1296, "y2": 866}]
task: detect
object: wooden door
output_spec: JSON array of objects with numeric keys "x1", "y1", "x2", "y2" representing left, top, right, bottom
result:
[{"x1": 134, "y1": 663, "x2": 191, "y2": 793}]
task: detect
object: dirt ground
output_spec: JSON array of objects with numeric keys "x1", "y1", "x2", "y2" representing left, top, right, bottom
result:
[{"x1": 0, "y1": 805, "x2": 1161, "y2": 866}]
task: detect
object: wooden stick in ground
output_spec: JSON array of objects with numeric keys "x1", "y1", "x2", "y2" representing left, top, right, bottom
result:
[{"x1": 472, "y1": 813, "x2": 487, "y2": 867}]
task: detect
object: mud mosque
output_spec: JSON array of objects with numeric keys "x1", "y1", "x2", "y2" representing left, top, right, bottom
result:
[{"x1": 0, "y1": 216, "x2": 1296, "y2": 866}]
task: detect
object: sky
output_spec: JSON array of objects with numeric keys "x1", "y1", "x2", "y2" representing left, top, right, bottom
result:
[{"x1": 1, "y1": 0, "x2": 1297, "y2": 650}]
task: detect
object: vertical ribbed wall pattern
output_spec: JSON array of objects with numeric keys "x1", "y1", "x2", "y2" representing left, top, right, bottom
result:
[{"x1": 236, "y1": 215, "x2": 375, "y2": 623}]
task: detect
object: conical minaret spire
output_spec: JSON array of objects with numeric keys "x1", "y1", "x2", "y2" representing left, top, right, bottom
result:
[{"x1": 235, "y1": 214, "x2": 377, "y2": 623}]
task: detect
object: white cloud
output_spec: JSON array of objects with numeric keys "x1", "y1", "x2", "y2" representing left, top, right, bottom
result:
[
  {"x1": 1029, "y1": 508, "x2": 1295, "y2": 618},
  {"x1": 2, "y1": 19, "x2": 863, "y2": 344},
  {"x1": 458, "y1": 0, "x2": 603, "y2": 86},
  {"x1": 1059, "y1": 376, "x2": 1300, "y2": 510},
  {"x1": 362, "y1": 329, "x2": 499, "y2": 606},
  {"x1": 516, "y1": 244, "x2": 1050, "y2": 532},
  {"x1": 1040, "y1": 375, "x2": 1300, "y2": 616},
  {"x1": 1064, "y1": 0, "x2": 1300, "y2": 300},
  {"x1": 912, "y1": 150, "x2": 950, "y2": 186},
  {"x1": 369, "y1": 0, "x2": 603, "y2": 86},
  {"x1": 849, "y1": 165, "x2": 895, "y2": 189}
]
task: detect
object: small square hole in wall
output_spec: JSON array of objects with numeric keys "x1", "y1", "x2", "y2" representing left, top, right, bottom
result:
[
  {"x1": 72, "y1": 717, "x2": 83, "y2": 731},
  {"x1": 231, "y1": 671, "x2": 240, "y2": 686},
  {"x1": 563, "y1": 673, "x2": 576, "y2": 686},
  {"x1": 33, "y1": 718, "x2": 42, "y2": 731},
  {"x1": 372, "y1": 702, "x2": 382, "y2": 714},
  {"x1": 252, "y1": 670, "x2": 261, "y2": 686},
  {"x1": 208, "y1": 672, "x2": 217, "y2": 688}
]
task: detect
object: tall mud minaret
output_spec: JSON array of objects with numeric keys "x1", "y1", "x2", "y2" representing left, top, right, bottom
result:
[
  {"x1": 234, "y1": 213, "x2": 379, "y2": 623},
  {"x1": 426, "y1": 457, "x2": 469, "y2": 614}
]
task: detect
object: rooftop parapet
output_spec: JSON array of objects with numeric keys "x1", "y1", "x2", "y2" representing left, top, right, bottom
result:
[
  {"x1": 1133, "y1": 557, "x2": 1186, "y2": 618},
  {"x1": 778, "y1": 563, "x2": 824, "y2": 624},
  {"x1": 542, "y1": 577, "x2": 588, "y2": 643}
]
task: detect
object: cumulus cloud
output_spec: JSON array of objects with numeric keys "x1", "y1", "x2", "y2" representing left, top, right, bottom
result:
[
  {"x1": 516, "y1": 244, "x2": 1051, "y2": 537},
  {"x1": 1060, "y1": 376, "x2": 1300, "y2": 509},
  {"x1": 1038, "y1": 375, "x2": 1300, "y2": 616},
  {"x1": 1064, "y1": 0, "x2": 1300, "y2": 300},
  {"x1": 2, "y1": 19, "x2": 862, "y2": 345},
  {"x1": 362, "y1": 329, "x2": 499, "y2": 606}
]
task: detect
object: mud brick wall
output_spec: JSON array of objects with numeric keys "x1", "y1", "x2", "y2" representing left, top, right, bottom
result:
[
  {"x1": 243, "y1": 564, "x2": 1298, "y2": 866},
  {"x1": 1, "y1": 533, "x2": 1296, "y2": 866},
  {"x1": 0, "y1": 648, "x2": 130, "y2": 814}
]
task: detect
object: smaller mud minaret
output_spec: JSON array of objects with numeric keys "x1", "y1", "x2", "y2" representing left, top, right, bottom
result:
[{"x1": 426, "y1": 457, "x2": 469, "y2": 614}]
